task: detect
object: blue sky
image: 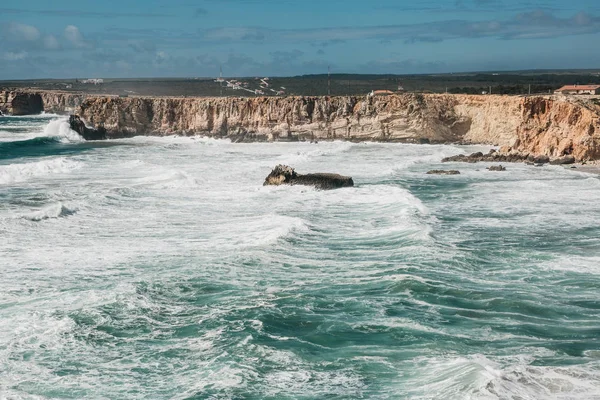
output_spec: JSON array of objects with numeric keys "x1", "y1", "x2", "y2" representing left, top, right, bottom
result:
[{"x1": 1, "y1": 0, "x2": 600, "y2": 79}]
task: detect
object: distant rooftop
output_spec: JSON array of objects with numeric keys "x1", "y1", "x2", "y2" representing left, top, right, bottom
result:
[{"x1": 556, "y1": 84, "x2": 600, "y2": 91}]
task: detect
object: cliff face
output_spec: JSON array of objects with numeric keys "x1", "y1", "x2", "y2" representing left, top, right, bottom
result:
[
  {"x1": 76, "y1": 94, "x2": 474, "y2": 142},
  {"x1": 508, "y1": 96, "x2": 600, "y2": 160},
  {"x1": 3, "y1": 89, "x2": 600, "y2": 160},
  {"x1": 74, "y1": 93, "x2": 531, "y2": 144},
  {"x1": 0, "y1": 90, "x2": 84, "y2": 115},
  {"x1": 0, "y1": 91, "x2": 43, "y2": 115}
]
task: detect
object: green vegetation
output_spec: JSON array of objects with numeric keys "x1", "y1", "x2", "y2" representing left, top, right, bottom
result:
[{"x1": 2, "y1": 70, "x2": 600, "y2": 97}]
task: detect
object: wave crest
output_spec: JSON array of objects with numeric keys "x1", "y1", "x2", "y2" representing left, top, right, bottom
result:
[
  {"x1": 0, "y1": 157, "x2": 83, "y2": 185},
  {"x1": 21, "y1": 202, "x2": 78, "y2": 221}
]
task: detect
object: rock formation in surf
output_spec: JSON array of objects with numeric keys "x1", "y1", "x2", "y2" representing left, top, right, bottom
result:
[
  {"x1": 69, "y1": 115, "x2": 107, "y2": 140},
  {"x1": 442, "y1": 149, "x2": 554, "y2": 164},
  {"x1": 426, "y1": 170, "x2": 460, "y2": 175},
  {"x1": 3, "y1": 89, "x2": 600, "y2": 161},
  {"x1": 264, "y1": 165, "x2": 354, "y2": 190}
]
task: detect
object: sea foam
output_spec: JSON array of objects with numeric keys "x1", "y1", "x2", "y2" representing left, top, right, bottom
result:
[{"x1": 0, "y1": 157, "x2": 83, "y2": 185}]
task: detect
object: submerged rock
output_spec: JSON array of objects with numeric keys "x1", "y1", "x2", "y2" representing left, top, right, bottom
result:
[
  {"x1": 264, "y1": 165, "x2": 354, "y2": 190},
  {"x1": 487, "y1": 165, "x2": 506, "y2": 171},
  {"x1": 69, "y1": 115, "x2": 107, "y2": 140},
  {"x1": 426, "y1": 170, "x2": 460, "y2": 175}
]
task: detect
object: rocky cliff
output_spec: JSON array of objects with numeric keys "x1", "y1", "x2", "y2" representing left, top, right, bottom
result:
[
  {"x1": 0, "y1": 89, "x2": 84, "y2": 115},
  {"x1": 3, "y1": 89, "x2": 600, "y2": 160}
]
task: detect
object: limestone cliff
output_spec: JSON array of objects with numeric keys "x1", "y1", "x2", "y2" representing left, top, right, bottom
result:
[
  {"x1": 73, "y1": 93, "x2": 527, "y2": 144},
  {"x1": 3, "y1": 88, "x2": 600, "y2": 160},
  {"x1": 76, "y1": 94, "x2": 473, "y2": 142},
  {"x1": 509, "y1": 96, "x2": 600, "y2": 160},
  {"x1": 0, "y1": 89, "x2": 85, "y2": 115}
]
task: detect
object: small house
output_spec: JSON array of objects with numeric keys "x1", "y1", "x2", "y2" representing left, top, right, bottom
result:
[{"x1": 554, "y1": 85, "x2": 600, "y2": 95}]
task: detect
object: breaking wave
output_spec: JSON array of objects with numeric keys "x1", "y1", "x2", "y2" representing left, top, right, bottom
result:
[
  {"x1": 21, "y1": 203, "x2": 78, "y2": 221},
  {"x1": 0, "y1": 157, "x2": 83, "y2": 185}
]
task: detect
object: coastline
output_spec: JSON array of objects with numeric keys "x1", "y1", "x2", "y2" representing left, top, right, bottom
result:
[{"x1": 2, "y1": 88, "x2": 600, "y2": 161}]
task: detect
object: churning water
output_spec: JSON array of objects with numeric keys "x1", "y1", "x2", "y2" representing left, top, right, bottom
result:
[{"x1": 1, "y1": 115, "x2": 600, "y2": 399}]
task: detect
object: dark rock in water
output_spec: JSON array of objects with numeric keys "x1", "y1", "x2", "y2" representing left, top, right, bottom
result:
[
  {"x1": 487, "y1": 165, "x2": 506, "y2": 171},
  {"x1": 442, "y1": 150, "x2": 493, "y2": 163},
  {"x1": 532, "y1": 155, "x2": 550, "y2": 164},
  {"x1": 549, "y1": 155, "x2": 576, "y2": 165},
  {"x1": 426, "y1": 170, "x2": 460, "y2": 175},
  {"x1": 441, "y1": 149, "x2": 565, "y2": 165},
  {"x1": 69, "y1": 115, "x2": 107, "y2": 140},
  {"x1": 264, "y1": 165, "x2": 354, "y2": 190}
]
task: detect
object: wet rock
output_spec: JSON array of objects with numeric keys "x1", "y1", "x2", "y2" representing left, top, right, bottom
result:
[
  {"x1": 264, "y1": 164, "x2": 354, "y2": 190},
  {"x1": 69, "y1": 115, "x2": 107, "y2": 140},
  {"x1": 487, "y1": 165, "x2": 506, "y2": 171},
  {"x1": 549, "y1": 155, "x2": 576, "y2": 165},
  {"x1": 426, "y1": 170, "x2": 460, "y2": 175},
  {"x1": 442, "y1": 149, "x2": 560, "y2": 165},
  {"x1": 442, "y1": 150, "x2": 497, "y2": 163},
  {"x1": 532, "y1": 155, "x2": 550, "y2": 164}
]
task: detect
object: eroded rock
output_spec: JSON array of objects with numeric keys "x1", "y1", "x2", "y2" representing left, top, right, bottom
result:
[
  {"x1": 10, "y1": 93, "x2": 43, "y2": 115},
  {"x1": 69, "y1": 115, "x2": 107, "y2": 140},
  {"x1": 264, "y1": 165, "x2": 354, "y2": 190},
  {"x1": 426, "y1": 170, "x2": 460, "y2": 175},
  {"x1": 549, "y1": 155, "x2": 576, "y2": 165},
  {"x1": 487, "y1": 165, "x2": 506, "y2": 171},
  {"x1": 442, "y1": 149, "x2": 556, "y2": 164}
]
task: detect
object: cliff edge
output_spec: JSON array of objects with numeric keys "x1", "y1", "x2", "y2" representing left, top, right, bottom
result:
[{"x1": 3, "y1": 89, "x2": 600, "y2": 160}]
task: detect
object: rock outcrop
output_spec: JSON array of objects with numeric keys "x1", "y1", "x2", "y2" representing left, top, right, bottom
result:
[
  {"x1": 264, "y1": 165, "x2": 354, "y2": 190},
  {"x1": 442, "y1": 149, "x2": 550, "y2": 164},
  {"x1": 0, "y1": 89, "x2": 84, "y2": 115},
  {"x1": 487, "y1": 165, "x2": 506, "y2": 171},
  {"x1": 0, "y1": 92, "x2": 43, "y2": 115},
  {"x1": 426, "y1": 170, "x2": 460, "y2": 175},
  {"x1": 507, "y1": 97, "x2": 600, "y2": 161},
  {"x1": 69, "y1": 115, "x2": 107, "y2": 140}
]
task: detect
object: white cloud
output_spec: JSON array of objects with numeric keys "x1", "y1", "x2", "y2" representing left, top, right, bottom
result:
[
  {"x1": 6, "y1": 22, "x2": 40, "y2": 41},
  {"x1": 155, "y1": 51, "x2": 169, "y2": 64},
  {"x1": 43, "y1": 34, "x2": 60, "y2": 50},
  {"x1": 64, "y1": 25, "x2": 90, "y2": 48},
  {"x1": 3, "y1": 51, "x2": 28, "y2": 61}
]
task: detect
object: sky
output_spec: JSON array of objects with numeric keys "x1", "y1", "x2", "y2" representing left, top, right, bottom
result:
[{"x1": 1, "y1": 0, "x2": 600, "y2": 79}]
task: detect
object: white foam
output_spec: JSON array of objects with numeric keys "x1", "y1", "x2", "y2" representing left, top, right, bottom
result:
[
  {"x1": 42, "y1": 118, "x2": 84, "y2": 143},
  {"x1": 20, "y1": 202, "x2": 78, "y2": 221},
  {"x1": 216, "y1": 214, "x2": 309, "y2": 248},
  {"x1": 402, "y1": 354, "x2": 600, "y2": 400},
  {"x1": 0, "y1": 157, "x2": 83, "y2": 185},
  {"x1": 134, "y1": 169, "x2": 200, "y2": 189}
]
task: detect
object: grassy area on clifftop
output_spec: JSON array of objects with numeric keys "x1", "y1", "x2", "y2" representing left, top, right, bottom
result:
[{"x1": 2, "y1": 70, "x2": 600, "y2": 98}]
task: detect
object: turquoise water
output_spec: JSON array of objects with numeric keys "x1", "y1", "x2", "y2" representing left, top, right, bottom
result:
[{"x1": 1, "y1": 115, "x2": 600, "y2": 399}]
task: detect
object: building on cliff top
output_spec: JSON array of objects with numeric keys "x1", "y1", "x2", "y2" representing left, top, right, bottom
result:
[
  {"x1": 368, "y1": 90, "x2": 395, "y2": 97},
  {"x1": 555, "y1": 85, "x2": 600, "y2": 95}
]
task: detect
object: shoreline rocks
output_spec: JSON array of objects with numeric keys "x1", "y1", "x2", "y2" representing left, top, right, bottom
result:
[
  {"x1": 442, "y1": 149, "x2": 574, "y2": 165},
  {"x1": 69, "y1": 115, "x2": 107, "y2": 140},
  {"x1": 264, "y1": 165, "x2": 354, "y2": 190}
]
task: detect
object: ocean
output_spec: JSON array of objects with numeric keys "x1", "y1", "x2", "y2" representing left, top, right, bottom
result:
[{"x1": 1, "y1": 115, "x2": 600, "y2": 399}]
